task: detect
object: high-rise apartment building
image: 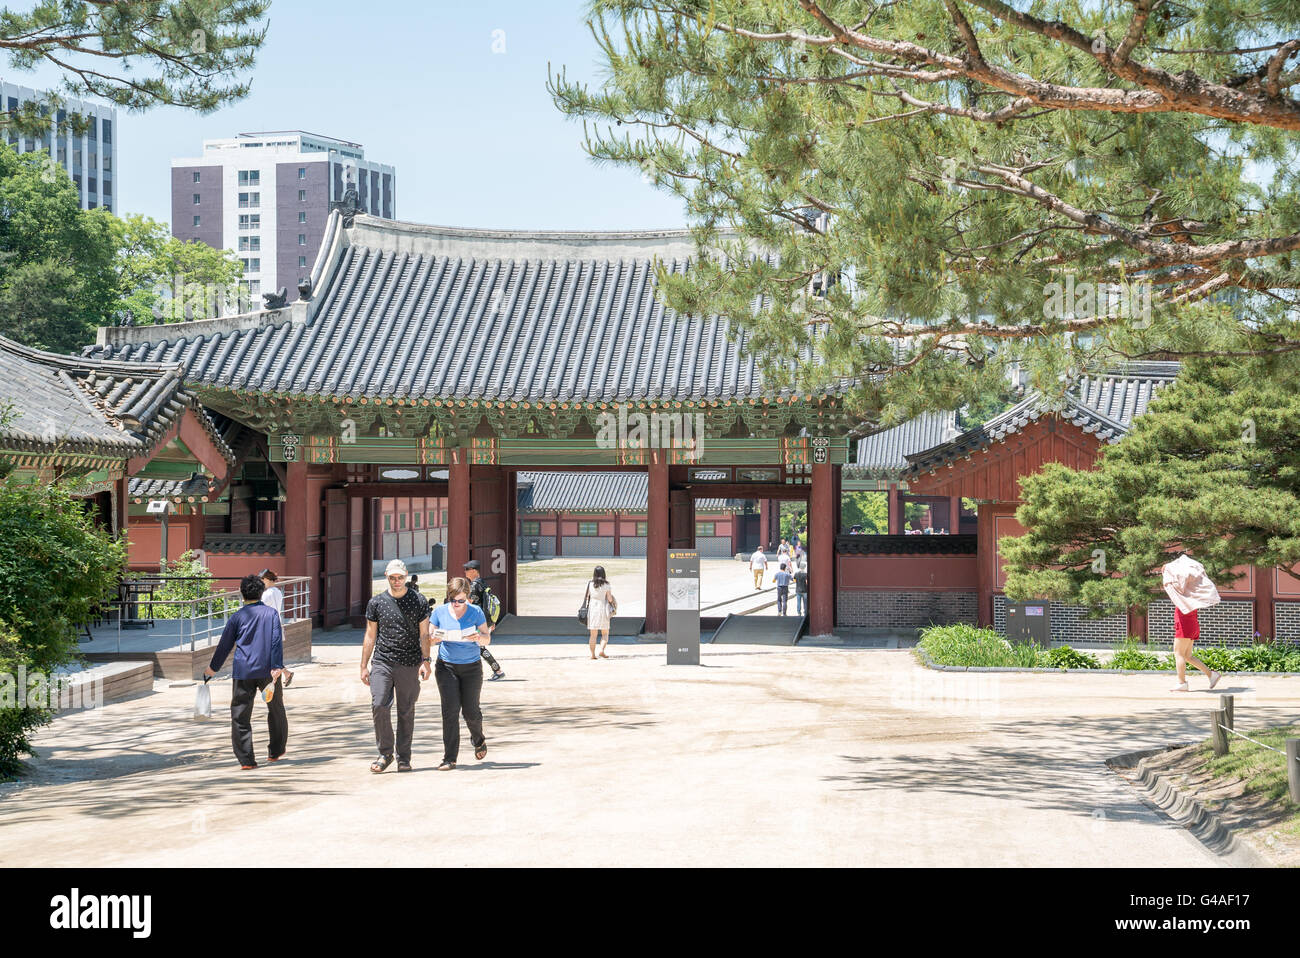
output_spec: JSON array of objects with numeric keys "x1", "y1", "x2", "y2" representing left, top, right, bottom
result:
[
  {"x1": 170, "y1": 131, "x2": 396, "y2": 303},
  {"x1": 1, "y1": 79, "x2": 118, "y2": 213}
]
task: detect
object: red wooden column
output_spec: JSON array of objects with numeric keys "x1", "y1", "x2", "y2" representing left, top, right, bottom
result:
[
  {"x1": 948, "y1": 495, "x2": 961, "y2": 535},
  {"x1": 113, "y1": 476, "x2": 130, "y2": 538},
  {"x1": 1256, "y1": 566, "x2": 1274, "y2": 641},
  {"x1": 976, "y1": 502, "x2": 994, "y2": 627},
  {"x1": 809, "y1": 462, "x2": 835, "y2": 636},
  {"x1": 888, "y1": 483, "x2": 902, "y2": 535},
  {"x1": 284, "y1": 460, "x2": 309, "y2": 580},
  {"x1": 613, "y1": 511, "x2": 621, "y2": 557},
  {"x1": 1127, "y1": 605, "x2": 1148, "y2": 644},
  {"x1": 646, "y1": 457, "x2": 669, "y2": 635},
  {"x1": 447, "y1": 456, "x2": 471, "y2": 576}
]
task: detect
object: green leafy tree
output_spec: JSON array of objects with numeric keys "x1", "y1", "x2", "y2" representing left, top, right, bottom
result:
[
  {"x1": 114, "y1": 215, "x2": 243, "y2": 324},
  {"x1": 841, "y1": 490, "x2": 888, "y2": 533},
  {"x1": 552, "y1": 1, "x2": 1300, "y2": 422},
  {"x1": 0, "y1": 144, "x2": 118, "y2": 350},
  {"x1": 0, "y1": 477, "x2": 125, "y2": 777},
  {"x1": 0, "y1": 1, "x2": 269, "y2": 138},
  {"x1": 1001, "y1": 357, "x2": 1300, "y2": 612}
]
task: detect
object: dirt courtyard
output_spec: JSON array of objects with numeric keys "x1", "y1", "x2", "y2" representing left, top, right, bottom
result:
[{"x1": 3, "y1": 637, "x2": 1295, "y2": 867}]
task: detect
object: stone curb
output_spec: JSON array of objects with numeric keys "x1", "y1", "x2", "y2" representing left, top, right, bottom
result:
[
  {"x1": 916, "y1": 644, "x2": 1300, "y2": 677},
  {"x1": 1105, "y1": 747, "x2": 1268, "y2": 867}
]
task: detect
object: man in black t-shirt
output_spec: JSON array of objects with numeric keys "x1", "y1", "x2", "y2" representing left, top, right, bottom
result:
[
  {"x1": 362, "y1": 559, "x2": 431, "y2": 773},
  {"x1": 464, "y1": 560, "x2": 505, "y2": 680}
]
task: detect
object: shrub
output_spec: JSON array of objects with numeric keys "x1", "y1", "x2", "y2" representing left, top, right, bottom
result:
[
  {"x1": 1110, "y1": 641, "x2": 1174, "y2": 671},
  {"x1": 1041, "y1": 646, "x2": 1101, "y2": 669},
  {"x1": 0, "y1": 478, "x2": 124, "y2": 779},
  {"x1": 920, "y1": 624, "x2": 1045, "y2": 668},
  {"x1": 133, "y1": 550, "x2": 236, "y2": 619}
]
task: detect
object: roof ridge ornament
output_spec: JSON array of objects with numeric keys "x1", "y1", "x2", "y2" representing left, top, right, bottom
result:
[{"x1": 329, "y1": 180, "x2": 362, "y2": 229}]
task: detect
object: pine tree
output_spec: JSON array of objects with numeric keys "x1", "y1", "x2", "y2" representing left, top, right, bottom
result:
[
  {"x1": 1001, "y1": 357, "x2": 1300, "y2": 611},
  {"x1": 551, "y1": 1, "x2": 1300, "y2": 421}
]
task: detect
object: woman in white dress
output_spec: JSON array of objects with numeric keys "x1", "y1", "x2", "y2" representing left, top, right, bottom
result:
[{"x1": 586, "y1": 566, "x2": 617, "y2": 660}]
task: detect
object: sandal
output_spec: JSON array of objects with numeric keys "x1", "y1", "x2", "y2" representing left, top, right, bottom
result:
[
  {"x1": 437, "y1": 761, "x2": 456, "y2": 771},
  {"x1": 397, "y1": 761, "x2": 412, "y2": 772},
  {"x1": 370, "y1": 755, "x2": 394, "y2": 773},
  {"x1": 475, "y1": 743, "x2": 487, "y2": 761}
]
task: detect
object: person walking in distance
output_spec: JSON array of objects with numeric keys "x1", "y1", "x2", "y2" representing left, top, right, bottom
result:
[
  {"x1": 204, "y1": 574, "x2": 286, "y2": 770},
  {"x1": 431, "y1": 577, "x2": 493, "y2": 770},
  {"x1": 585, "y1": 565, "x2": 618, "y2": 659},
  {"x1": 361, "y1": 560, "x2": 431, "y2": 773},
  {"x1": 463, "y1": 559, "x2": 505, "y2": 680},
  {"x1": 772, "y1": 561, "x2": 793, "y2": 616},
  {"x1": 793, "y1": 559, "x2": 809, "y2": 618},
  {"x1": 259, "y1": 569, "x2": 293, "y2": 688},
  {"x1": 749, "y1": 547, "x2": 768, "y2": 589}
]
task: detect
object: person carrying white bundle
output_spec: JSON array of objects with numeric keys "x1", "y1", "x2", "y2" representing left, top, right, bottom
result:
[{"x1": 1161, "y1": 553, "x2": 1223, "y2": 693}]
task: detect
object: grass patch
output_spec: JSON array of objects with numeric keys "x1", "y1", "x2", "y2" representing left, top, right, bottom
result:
[{"x1": 1198, "y1": 725, "x2": 1300, "y2": 836}]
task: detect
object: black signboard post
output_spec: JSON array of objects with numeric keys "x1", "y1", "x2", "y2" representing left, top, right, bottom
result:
[{"x1": 667, "y1": 549, "x2": 700, "y2": 665}]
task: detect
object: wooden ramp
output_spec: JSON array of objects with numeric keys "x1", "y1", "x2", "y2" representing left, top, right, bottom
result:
[{"x1": 710, "y1": 613, "x2": 806, "y2": 646}]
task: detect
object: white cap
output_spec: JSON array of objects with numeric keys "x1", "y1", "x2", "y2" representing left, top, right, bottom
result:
[{"x1": 385, "y1": 559, "x2": 409, "y2": 577}]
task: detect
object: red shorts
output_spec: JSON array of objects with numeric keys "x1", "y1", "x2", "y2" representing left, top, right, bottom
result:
[{"x1": 1174, "y1": 608, "x2": 1199, "y2": 640}]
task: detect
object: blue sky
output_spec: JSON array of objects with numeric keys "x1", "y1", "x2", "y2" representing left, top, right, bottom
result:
[{"x1": 9, "y1": 0, "x2": 686, "y2": 231}]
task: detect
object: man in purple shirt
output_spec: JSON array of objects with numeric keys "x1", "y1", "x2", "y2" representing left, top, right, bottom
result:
[{"x1": 205, "y1": 574, "x2": 286, "y2": 770}]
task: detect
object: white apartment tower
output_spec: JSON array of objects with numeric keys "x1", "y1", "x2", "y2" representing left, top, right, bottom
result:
[{"x1": 1, "y1": 79, "x2": 118, "y2": 212}]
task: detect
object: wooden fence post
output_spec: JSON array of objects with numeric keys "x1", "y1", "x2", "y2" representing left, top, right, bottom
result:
[
  {"x1": 1220, "y1": 694, "x2": 1234, "y2": 730},
  {"x1": 1287, "y1": 739, "x2": 1299, "y2": 804},
  {"x1": 1211, "y1": 709, "x2": 1229, "y2": 756}
]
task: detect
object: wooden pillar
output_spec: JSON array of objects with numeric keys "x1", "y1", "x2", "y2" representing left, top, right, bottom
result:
[
  {"x1": 1127, "y1": 605, "x2": 1148, "y2": 644},
  {"x1": 613, "y1": 510, "x2": 621, "y2": 557},
  {"x1": 1256, "y1": 566, "x2": 1274, "y2": 642},
  {"x1": 113, "y1": 476, "x2": 129, "y2": 538},
  {"x1": 284, "y1": 460, "x2": 309, "y2": 579},
  {"x1": 505, "y1": 471, "x2": 518, "y2": 615},
  {"x1": 888, "y1": 483, "x2": 902, "y2": 535},
  {"x1": 447, "y1": 456, "x2": 470, "y2": 575},
  {"x1": 187, "y1": 509, "x2": 206, "y2": 558},
  {"x1": 809, "y1": 462, "x2": 835, "y2": 636},
  {"x1": 554, "y1": 511, "x2": 563, "y2": 556},
  {"x1": 948, "y1": 495, "x2": 960, "y2": 536},
  {"x1": 976, "y1": 502, "x2": 994, "y2": 628},
  {"x1": 646, "y1": 457, "x2": 669, "y2": 635}
]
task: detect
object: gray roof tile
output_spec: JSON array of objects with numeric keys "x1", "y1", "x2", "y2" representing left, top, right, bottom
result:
[
  {"x1": 85, "y1": 215, "x2": 851, "y2": 405},
  {"x1": 517, "y1": 471, "x2": 736, "y2": 513},
  {"x1": 904, "y1": 363, "x2": 1179, "y2": 476},
  {"x1": 0, "y1": 335, "x2": 234, "y2": 462}
]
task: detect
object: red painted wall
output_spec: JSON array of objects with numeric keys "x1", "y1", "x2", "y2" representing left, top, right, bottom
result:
[{"x1": 205, "y1": 552, "x2": 283, "y2": 582}]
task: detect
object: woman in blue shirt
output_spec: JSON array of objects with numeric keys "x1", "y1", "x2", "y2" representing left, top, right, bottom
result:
[{"x1": 430, "y1": 577, "x2": 493, "y2": 770}]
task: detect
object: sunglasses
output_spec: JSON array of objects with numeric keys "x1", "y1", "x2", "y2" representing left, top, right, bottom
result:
[{"x1": 450, "y1": 598, "x2": 468, "y2": 605}]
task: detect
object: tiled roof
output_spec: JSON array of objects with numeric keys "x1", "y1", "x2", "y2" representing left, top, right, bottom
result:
[
  {"x1": 517, "y1": 471, "x2": 737, "y2": 513},
  {"x1": 904, "y1": 363, "x2": 1179, "y2": 476},
  {"x1": 848, "y1": 411, "x2": 960, "y2": 478},
  {"x1": 0, "y1": 335, "x2": 234, "y2": 462},
  {"x1": 85, "y1": 214, "x2": 851, "y2": 404},
  {"x1": 129, "y1": 475, "x2": 214, "y2": 501}
]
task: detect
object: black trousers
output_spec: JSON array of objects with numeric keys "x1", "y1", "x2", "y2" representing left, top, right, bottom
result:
[
  {"x1": 230, "y1": 675, "x2": 287, "y2": 767},
  {"x1": 435, "y1": 658, "x2": 485, "y2": 763},
  {"x1": 776, "y1": 586, "x2": 789, "y2": 615}
]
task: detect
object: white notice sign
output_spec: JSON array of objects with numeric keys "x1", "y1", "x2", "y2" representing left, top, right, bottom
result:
[{"x1": 667, "y1": 578, "x2": 699, "y2": 611}]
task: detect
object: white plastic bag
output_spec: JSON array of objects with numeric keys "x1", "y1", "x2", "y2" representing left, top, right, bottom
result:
[{"x1": 194, "y1": 678, "x2": 212, "y2": 719}]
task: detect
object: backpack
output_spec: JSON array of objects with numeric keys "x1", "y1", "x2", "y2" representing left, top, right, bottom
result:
[{"x1": 481, "y1": 585, "x2": 501, "y2": 624}]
